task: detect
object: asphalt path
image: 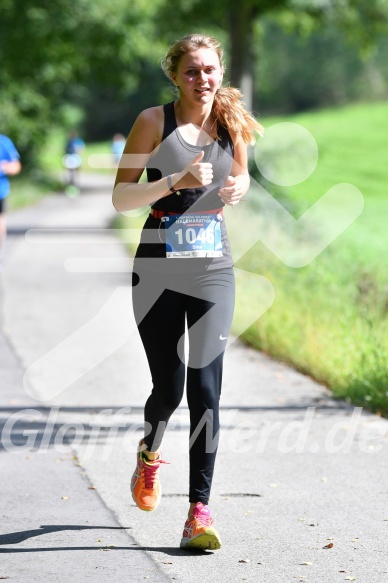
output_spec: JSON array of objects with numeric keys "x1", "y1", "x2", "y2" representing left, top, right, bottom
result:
[{"x1": 0, "y1": 173, "x2": 387, "y2": 583}]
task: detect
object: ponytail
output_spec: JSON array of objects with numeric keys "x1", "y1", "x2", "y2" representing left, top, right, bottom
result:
[{"x1": 213, "y1": 87, "x2": 264, "y2": 145}]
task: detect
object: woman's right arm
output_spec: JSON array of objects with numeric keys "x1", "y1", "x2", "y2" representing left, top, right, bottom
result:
[
  {"x1": 112, "y1": 108, "x2": 172, "y2": 212},
  {"x1": 112, "y1": 108, "x2": 214, "y2": 213}
]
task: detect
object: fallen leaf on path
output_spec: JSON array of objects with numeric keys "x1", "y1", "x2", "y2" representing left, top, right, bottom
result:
[{"x1": 323, "y1": 543, "x2": 334, "y2": 549}]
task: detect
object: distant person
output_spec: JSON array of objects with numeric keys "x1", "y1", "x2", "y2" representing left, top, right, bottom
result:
[
  {"x1": 0, "y1": 134, "x2": 21, "y2": 264},
  {"x1": 62, "y1": 130, "x2": 85, "y2": 196},
  {"x1": 112, "y1": 133, "x2": 126, "y2": 166}
]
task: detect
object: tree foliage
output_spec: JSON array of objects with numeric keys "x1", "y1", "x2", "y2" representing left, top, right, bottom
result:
[
  {"x1": 0, "y1": 0, "x2": 163, "y2": 167},
  {"x1": 153, "y1": 0, "x2": 388, "y2": 109}
]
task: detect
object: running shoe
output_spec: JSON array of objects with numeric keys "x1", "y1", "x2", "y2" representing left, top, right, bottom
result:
[
  {"x1": 180, "y1": 502, "x2": 221, "y2": 550},
  {"x1": 131, "y1": 440, "x2": 167, "y2": 512}
]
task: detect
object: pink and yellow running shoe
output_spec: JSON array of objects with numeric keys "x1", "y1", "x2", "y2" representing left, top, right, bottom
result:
[
  {"x1": 131, "y1": 441, "x2": 167, "y2": 512},
  {"x1": 180, "y1": 502, "x2": 221, "y2": 550}
]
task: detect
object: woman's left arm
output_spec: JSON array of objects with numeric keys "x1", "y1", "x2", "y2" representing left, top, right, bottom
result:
[{"x1": 218, "y1": 133, "x2": 249, "y2": 206}]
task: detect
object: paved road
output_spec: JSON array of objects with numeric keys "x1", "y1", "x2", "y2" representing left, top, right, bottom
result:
[{"x1": 0, "y1": 174, "x2": 387, "y2": 583}]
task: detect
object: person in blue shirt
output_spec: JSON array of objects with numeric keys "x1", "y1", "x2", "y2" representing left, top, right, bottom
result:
[
  {"x1": 63, "y1": 130, "x2": 85, "y2": 195},
  {"x1": 65, "y1": 130, "x2": 85, "y2": 157},
  {"x1": 0, "y1": 134, "x2": 21, "y2": 261},
  {"x1": 111, "y1": 133, "x2": 126, "y2": 166}
]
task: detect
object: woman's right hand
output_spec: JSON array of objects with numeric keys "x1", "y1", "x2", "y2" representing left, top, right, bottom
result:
[{"x1": 174, "y1": 151, "x2": 213, "y2": 189}]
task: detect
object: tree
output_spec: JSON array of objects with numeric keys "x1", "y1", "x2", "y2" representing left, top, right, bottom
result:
[
  {"x1": 0, "y1": 0, "x2": 163, "y2": 167},
  {"x1": 155, "y1": 0, "x2": 388, "y2": 111},
  {"x1": 255, "y1": 16, "x2": 388, "y2": 113}
]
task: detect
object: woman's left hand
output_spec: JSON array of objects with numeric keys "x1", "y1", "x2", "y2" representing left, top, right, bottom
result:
[{"x1": 218, "y1": 176, "x2": 244, "y2": 206}]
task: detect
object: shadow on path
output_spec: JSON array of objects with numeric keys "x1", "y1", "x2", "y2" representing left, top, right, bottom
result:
[
  {"x1": 0, "y1": 524, "x2": 212, "y2": 556},
  {"x1": 0, "y1": 524, "x2": 132, "y2": 546}
]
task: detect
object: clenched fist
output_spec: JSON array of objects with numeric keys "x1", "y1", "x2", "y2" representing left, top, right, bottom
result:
[{"x1": 218, "y1": 175, "x2": 243, "y2": 206}]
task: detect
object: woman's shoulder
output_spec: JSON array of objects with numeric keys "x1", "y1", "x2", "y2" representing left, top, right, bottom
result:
[
  {"x1": 137, "y1": 105, "x2": 164, "y2": 121},
  {"x1": 135, "y1": 106, "x2": 165, "y2": 145}
]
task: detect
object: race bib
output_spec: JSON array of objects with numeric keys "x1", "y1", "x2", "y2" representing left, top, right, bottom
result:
[{"x1": 164, "y1": 213, "x2": 223, "y2": 258}]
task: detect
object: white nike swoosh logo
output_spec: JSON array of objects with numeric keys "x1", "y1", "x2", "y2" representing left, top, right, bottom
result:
[{"x1": 219, "y1": 334, "x2": 228, "y2": 340}]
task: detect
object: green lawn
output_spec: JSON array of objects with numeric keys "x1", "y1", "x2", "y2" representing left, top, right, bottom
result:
[
  {"x1": 39, "y1": 129, "x2": 113, "y2": 174},
  {"x1": 8, "y1": 175, "x2": 62, "y2": 211},
  {"x1": 231, "y1": 101, "x2": 388, "y2": 415},
  {"x1": 8, "y1": 130, "x2": 114, "y2": 209}
]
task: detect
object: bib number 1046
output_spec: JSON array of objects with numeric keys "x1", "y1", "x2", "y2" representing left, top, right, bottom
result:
[
  {"x1": 175, "y1": 226, "x2": 215, "y2": 246},
  {"x1": 164, "y1": 213, "x2": 223, "y2": 258}
]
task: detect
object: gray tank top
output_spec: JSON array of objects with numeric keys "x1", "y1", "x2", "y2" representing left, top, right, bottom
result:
[{"x1": 134, "y1": 101, "x2": 235, "y2": 272}]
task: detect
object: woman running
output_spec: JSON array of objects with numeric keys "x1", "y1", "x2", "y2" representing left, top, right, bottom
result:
[{"x1": 113, "y1": 33, "x2": 264, "y2": 550}]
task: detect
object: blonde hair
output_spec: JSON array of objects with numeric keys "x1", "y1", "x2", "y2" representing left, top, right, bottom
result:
[{"x1": 161, "y1": 33, "x2": 264, "y2": 145}]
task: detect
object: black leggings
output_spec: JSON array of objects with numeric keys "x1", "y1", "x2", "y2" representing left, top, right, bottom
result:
[{"x1": 132, "y1": 265, "x2": 235, "y2": 504}]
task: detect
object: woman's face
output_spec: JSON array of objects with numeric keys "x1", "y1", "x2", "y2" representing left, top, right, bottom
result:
[{"x1": 172, "y1": 48, "x2": 223, "y2": 105}]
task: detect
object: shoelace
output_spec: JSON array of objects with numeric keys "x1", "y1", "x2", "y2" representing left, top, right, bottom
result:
[
  {"x1": 195, "y1": 514, "x2": 213, "y2": 527},
  {"x1": 142, "y1": 457, "x2": 168, "y2": 489},
  {"x1": 192, "y1": 505, "x2": 213, "y2": 527}
]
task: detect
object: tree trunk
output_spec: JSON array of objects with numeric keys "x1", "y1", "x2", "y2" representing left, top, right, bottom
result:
[{"x1": 228, "y1": 1, "x2": 257, "y2": 111}]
